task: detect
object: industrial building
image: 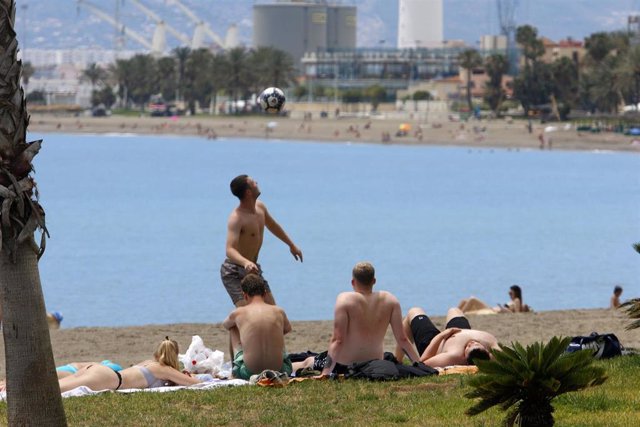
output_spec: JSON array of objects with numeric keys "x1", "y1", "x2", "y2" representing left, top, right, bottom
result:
[
  {"x1": 253, "y1": 0, "x2": 357, "y2": 70},
  {"x1": 398, "y1": 0, "x2": 443, "y2": 49}
]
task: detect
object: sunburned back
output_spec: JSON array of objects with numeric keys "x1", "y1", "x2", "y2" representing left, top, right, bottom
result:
[
  {"x1": 337, "y1": 291, "x2": 394, "y2": 364},
  {"x1": 235, "y1": 302, "x2": 286, "y2": 373}
]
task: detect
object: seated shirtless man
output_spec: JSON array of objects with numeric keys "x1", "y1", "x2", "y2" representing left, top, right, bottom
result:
[
  {"x1": 222, "y1": 274, "x2": 293, "y2": 380},
  {"x1": 395, "y1": 307, "x2": 499, "y2": 368},
  {"x1": 294, "y1": 262, "x2": 421, "y2": 375}
]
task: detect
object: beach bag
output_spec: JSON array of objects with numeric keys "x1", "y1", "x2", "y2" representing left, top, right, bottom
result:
[
  {"x1": 395, "y1": 361, "x2": 439, "y2": 378},
  {"x1": 566, "y1": 332, "x2": 622, "y2": 359},
  {"x1": 178, "y1": 335, "x2": 225, "y2": 374},
  {"x1": 346, "y1": 359, "x2": 399, "y2": 381}
]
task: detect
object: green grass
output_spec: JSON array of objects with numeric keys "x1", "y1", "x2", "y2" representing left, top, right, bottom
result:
[{"x1": 1, "y1": 356, "x2": 639, "y2": 426}]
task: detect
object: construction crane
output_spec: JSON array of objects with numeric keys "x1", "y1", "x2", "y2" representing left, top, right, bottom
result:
[
  {"x1": 496, "y1": 0, "x2": 519, "y2": 72},
  {"x1": 77, "y1": 0, "x2": 166, "y2": 54},
  {"x1": 165, "y1": 0, "x2": 226, "y2": 48},
  {"x1": 129, "y1": 0, "x2": 196, "y2": 48}
]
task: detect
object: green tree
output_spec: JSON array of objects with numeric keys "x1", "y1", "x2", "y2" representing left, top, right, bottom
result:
[
  {"x1": 0, "y1": 1, "x2": 67, "y2": 424},
  {"x1": 108, "y1": 58, "x2": 132, "y2": 108},
  {"x1": 458, "y1": 49, "x2": 483, "y2": 112},
  {"x1": 21, "y1": 60, "x2": 34, "y2": 90},
  {"x1": 483, "y1": 53, "x2": 509, "y2": 115},
  {"x1": 365, "y1": 84, "x2": 387, "y2": 111},
  {"x1": 341, "y1": 88, "x2": 363, "y2": 103},
  {"x1": 550, "y1": 57, "x2": 579, "y2": 120},
  {"x1": 250, "y1": 46, "x2": 296, "y2": 90},
  {"x1": 513, "y1": 25, "x2": 551, "y2": 118},
  {"x1": 466, "y1": 337, "x2": 607, "y2": 426},
  {"x1": 584, "y1": 32, "x2": 614, "y2": 64},
  {"x1": 209, "y1": 52, "x2": 229, "y2": 114},
  {"x1": 183, "y1": 48, "x2": 214, "y2": 114},
  {"x1": 172, "y1": 46, "x2": 190, "y2": 103},
  {"x1": 588, "y1": 56, "x2": 622, "y2": 113},
  {"x1": 412, "y1": 90, "x2": 432, "y2": 101},
  {"x1": 126, "y1": 54, "x2": 159, "y2": 110},
  {"x1": 225, "y1": 47, "x2": 252, "y2": 112},
  {"x1": 614, "y1": 44, "x2": 640, "y2": 108},
  {"x1": 91, "y1": 85, "x2": 116, "y2": 109},
  {"x1": 293, "y1": 85, "x2": 308, "y2": 101},
  {"x1": 82, "y1": 62, "x2": 106, "y2": 93},
  {"x1": 156, "y1": 56, "x2": 177, "y2": 102}
]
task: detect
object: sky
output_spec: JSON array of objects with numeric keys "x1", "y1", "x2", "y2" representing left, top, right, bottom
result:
[{"x1": 13, "y1": 0, "x2": 640, "y2": 50}]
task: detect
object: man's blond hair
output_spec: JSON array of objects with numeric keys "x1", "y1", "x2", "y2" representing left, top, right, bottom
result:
[{"x1": 352, "y1": 262, "x2": 375, "y2": 286}]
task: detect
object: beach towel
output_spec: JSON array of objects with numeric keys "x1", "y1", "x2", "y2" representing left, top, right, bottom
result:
[{"x1": 0, "y1": 378, "x2": 248, "y2": 401}]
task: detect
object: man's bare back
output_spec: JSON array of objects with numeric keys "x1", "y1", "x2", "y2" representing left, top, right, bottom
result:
[
  {"x1": 229, "y1": 301, "x2": 291, "y2": 373},
  {"x1": 332, "y1": 291, "x2": 397, "y2": 364},
  {"x1": 318, "y1": 262, "x2": 420, "y2": 375}
]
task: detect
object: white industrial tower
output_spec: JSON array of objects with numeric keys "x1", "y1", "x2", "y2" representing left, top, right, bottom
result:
[{"x1": 397, "y1": 0, "x2": 443, "y2": 49}]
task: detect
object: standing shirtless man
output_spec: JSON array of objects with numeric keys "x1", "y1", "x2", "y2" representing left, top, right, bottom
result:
[
  {"x1": 293, "y1": 262, "x2": 421, "y2": 375},
  {"x1": 395, "y1": 307, "x2": 500, "y2": 368},
  {"x1": 223, "y1": 274, "x2": 293, "y2": 379},
  {"x1": 221, "y1": 175, "x2": 303, "y2": 306}
]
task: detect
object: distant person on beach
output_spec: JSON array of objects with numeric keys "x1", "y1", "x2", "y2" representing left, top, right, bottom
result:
[
  {"x1": 292, "y1": 262, "x2": 421, "y2": 376},
  {"x1": 610, "y1": 286, "x2": 623, "y2": 309},
  {"x1": 0, "y1": 338, "x2": 201, "y2": 393},
  {"x1": 396, "y1": 307, "x2": 499, "y2": 368},
  {"x1": 222, "y1": 274, "x2": 293, "y2": 380},
  {"x1": 458, "y1": 285, "x2": 530, "y2": 314},
  {"x1": 0, "y1": 309, "x2": 63, "y2": 330},
  {"x1": 221, "y1": 174, "x2": 303, "y2": 306}
]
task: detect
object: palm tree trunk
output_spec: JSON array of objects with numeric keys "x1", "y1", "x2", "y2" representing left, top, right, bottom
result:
[
  {"x1": 0, "y1": 241, "x2": 66, "y2": 426},
  {"x1": 0, "y1": 1, "x2": 67, "y2": 424}
]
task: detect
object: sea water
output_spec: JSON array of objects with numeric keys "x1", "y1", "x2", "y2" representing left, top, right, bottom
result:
[{"x1": 26, "y1": 133, "x2": 640, "y2": 327}]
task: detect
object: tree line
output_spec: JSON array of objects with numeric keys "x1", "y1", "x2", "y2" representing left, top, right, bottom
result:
[
  {"x1": 460, "y1": 25, "x2": 639, "y2": 119},
  {"x1": 81, "y1": 46, "x2": 297, "y2": 114}
]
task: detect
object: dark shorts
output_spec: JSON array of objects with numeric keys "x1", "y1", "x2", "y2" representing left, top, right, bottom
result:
[
  {"x1": 312, "y1": 351, "x2": 349, "y2": 375},
  {"x1": 410, "y1": 315, "x2": 471, "y2": 356},
  {"x1": 220, "y1": 259, "x2": 271, "y2": 304}
]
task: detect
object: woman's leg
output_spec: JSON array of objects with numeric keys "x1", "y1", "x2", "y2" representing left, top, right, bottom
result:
[{"x1": 58, "y1": 365, "x2": 119, "y2": 393}]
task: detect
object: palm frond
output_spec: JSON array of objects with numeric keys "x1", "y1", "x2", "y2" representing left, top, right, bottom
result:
[
  {"x1": 466, "y1": 337, "x2": 607, "y2": 425},
  {"x1": 633, "y1": 242, "x2": 640, "y2": 254},
  {"x1": 620, "y1": 298, "x2": 640, "y2": 330}
]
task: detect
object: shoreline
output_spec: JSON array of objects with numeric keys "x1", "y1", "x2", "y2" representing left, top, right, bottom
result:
[
  {"x1": 28, "y1": 114, "x2": 640, "y2": 153},
  {"x1": 1, "y1": 308, "x2": 636, "y2": 378}
]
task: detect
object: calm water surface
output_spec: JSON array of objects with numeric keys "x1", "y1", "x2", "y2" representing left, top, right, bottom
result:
[{"x1": 28, "y1": 132, "x2": 640, "y2": 327}]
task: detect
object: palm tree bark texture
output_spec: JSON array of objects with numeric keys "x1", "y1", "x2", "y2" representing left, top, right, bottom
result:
[{"x1": 0, "y1": 1, "x2": 67, "y2": 425}]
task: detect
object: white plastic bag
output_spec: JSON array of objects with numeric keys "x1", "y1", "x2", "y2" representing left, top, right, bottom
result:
[{"x1": 179, "y1": 335, "x2": 224, "y2": 376}]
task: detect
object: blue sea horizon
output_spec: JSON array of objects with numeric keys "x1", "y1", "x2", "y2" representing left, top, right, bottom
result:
[{"x1": 28, "y1": 133, "x2": 640, "y2": 328}]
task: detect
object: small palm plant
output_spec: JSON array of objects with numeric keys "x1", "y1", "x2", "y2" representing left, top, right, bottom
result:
[
  {"x1": 619, "y1": 242, "x2": 640, "y2": 329},
  {"x1": 465, "y1": 337, "x2": 607, "y2": 426}
]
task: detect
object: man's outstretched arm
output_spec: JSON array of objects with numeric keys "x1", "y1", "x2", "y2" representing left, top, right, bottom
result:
[{"x1": 260, "y1": 201, "x2": 303, "y2": 262}]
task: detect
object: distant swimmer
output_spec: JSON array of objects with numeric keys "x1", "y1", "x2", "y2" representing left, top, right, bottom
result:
[{"x1": 221, "y1": 175, "x2": 303, "y2": 306}]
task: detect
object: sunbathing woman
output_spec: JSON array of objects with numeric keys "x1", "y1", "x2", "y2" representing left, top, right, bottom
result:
[
  {"x1": 56, "y1": 360, "x2": 122, "y2": 379},
  {"x1": 57, "y1": 337, "x2": 201, "y2": 393},
  {"x1": 458, "y1": 285, "x2": 530, "y2": 314}
]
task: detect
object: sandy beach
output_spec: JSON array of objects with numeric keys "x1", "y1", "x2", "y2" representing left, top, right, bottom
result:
[
  {"x1": 0, "y1": 308, "x2": 637, "y2": 377},
  {"x1": 28, "y1": 113, "x2": 640, "y2": 153}
]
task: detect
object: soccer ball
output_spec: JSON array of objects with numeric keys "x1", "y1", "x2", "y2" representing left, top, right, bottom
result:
[{"x1": 258, "y1": 87, "x2": 286, "y2": 113}]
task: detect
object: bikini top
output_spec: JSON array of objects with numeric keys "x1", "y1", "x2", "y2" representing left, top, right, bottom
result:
[{"x1": 138, "y1": 366, "x2": 168, "y2": 388}]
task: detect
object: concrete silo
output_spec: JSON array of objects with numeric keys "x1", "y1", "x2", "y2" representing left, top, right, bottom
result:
[
  {"x1": 398, "y1": 0, "x2": 443, "y2": 49},
  {"x1": 327, "y1": 4, "x2": 357, "y2": 50},
  {"x1": 253, "y1": 1, "x2": 356, "y2": 71}
]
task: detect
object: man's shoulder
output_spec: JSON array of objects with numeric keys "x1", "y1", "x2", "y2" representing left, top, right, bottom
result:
[{"x1": 376, "y1": 290, "x2": 400, "y2": 303}]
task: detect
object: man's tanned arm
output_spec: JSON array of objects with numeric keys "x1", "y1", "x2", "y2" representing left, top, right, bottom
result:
[
  {"x1": 389, "y1": 300, "x2": 421, "y2": 363},
  {"x1": 260, "y1": 201, "x2": 303, "y2": 262},
  {"x1": 419, "y1": 328, "x2": 460, "y2": 362},
  {"x1": 321, "y1": 300, "x2": 348, "y2": 375}
]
